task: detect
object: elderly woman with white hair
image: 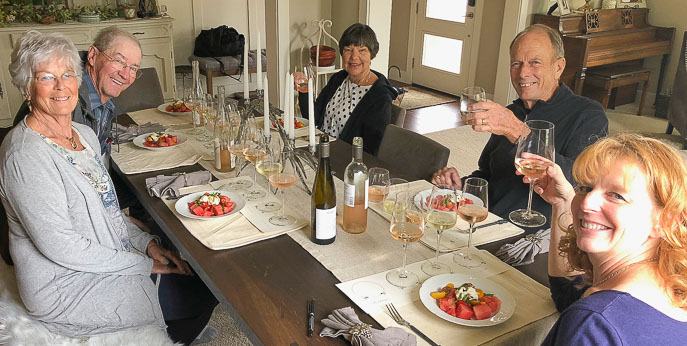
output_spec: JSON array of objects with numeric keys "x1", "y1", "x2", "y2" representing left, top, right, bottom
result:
[{"x1": 0, "y1": 31, "x2": 191, "y2": 339}]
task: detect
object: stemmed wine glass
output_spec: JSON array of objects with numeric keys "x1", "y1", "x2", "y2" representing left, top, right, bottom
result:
[
  {"x1": 383, "y1": 178, "x2": 409, "y2": 214},
  {"x1": 255, "y1": 143, "x2": 284, "y2": 213},
  {"x1": 294, "y1": 64, "x2": 315, "y2": 93},
  {"x1": 201, "y1": 94, "x2": 217, "y2": 146},
  {"x1": 421, "y1": 184, "x2": 457, "y2": 275},
  {"x1": 225, "y1": 111, "x2": 255, "y2": 190},
  {"x1": 386, "y1": 191, "x2": 425, "y2": 288},
  {"x1": 368, "y1": 168, "x2": 390, "y2": 204},
  {"x1": 508, "y1": 120, "x2": 555, "y2": 228},
  {"x1": 454, "y1": 177, "x2": 489, "y2": 268},
  {"x1": 269, "y1": 150, "x2": 298, "y2": 226},
  {"x1": 460, "y1": 86, "x2": 487, "y2": 116}
]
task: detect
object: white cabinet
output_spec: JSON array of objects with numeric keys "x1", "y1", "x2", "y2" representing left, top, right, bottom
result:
[{"x1": 0, "y1": 18, "x2": 176, "y2": 127}]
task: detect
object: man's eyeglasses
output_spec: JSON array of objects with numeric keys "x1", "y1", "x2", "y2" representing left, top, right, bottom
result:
[
  {"x1": 98, "y1": 49, "x2": 143, "y2": 79},
  {"x1": 34, "y1": 72, "x2": 78, "y2": 85}
]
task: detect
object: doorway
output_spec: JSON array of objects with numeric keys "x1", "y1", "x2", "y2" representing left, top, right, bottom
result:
[{"x1": 410, "y1": 0, "x2": 479, "y2": 95}]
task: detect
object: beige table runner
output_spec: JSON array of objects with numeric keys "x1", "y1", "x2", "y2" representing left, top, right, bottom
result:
[
  {"x1": 162, "y1": 177, "x2": 307, "y2": 250},
  {"x1": 337, "y1": 250, "x2": 557, "y2": 345},
  {"x1": 127, "y1": 107, "x2": 194, "y2": 127}
]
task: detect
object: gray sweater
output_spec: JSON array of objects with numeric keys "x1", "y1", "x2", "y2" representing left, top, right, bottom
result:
[{"x1": 0, "y1": 121, "x2": 166, "y2": 337}]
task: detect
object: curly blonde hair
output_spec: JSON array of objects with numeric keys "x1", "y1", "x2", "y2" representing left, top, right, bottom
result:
[{"x1": 559, "y1": 133, "x2": 687, "y2": 307}]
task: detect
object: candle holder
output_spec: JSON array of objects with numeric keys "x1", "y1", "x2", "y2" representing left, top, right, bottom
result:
[{"x1": 234, "y1": 98, "x2": 317, "y2": 195}]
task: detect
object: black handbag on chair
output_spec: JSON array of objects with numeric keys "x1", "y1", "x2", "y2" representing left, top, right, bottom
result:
[{"x1": 193, "y1": 25, "x2": 245, "y2": 58}]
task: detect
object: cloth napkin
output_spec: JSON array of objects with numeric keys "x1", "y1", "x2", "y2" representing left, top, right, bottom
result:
[
  {"x1": 495, "y1": 228, "x2": 551, "y2": 266},
  {"x1": 145, "y1": 171, "x2": 212, "y2": 198},
  {"x1": 320, "y1": 307, "x2": 416, "y2": 346},
  {"x1": 112, "y1": 122, "x2": 165, "y2": 144}
]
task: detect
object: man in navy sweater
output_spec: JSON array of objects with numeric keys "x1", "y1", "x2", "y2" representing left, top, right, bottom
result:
[{"x1": 432, "y1": 24, "x2": 608, "y2": 232}]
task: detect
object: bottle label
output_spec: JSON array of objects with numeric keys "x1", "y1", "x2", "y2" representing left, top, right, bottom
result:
[
  {"x1": 344, "y1": 182, "x2": 355, "y2": 207},
  {"x1": 315, "y1": 207, "x2": 337, "y2": 240}
]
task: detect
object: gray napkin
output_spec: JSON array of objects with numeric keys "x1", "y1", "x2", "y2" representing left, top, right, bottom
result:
[
  {"x1": 320, "y1": 307, "x2": 416, "y2": 346},
  {"x1": 495, "y1": 228, "x2": 551, "y2": 266},
  {"x1": 145, "y1": 171, "x2": 212, "y2": 198},
  {"x1": 113, "y1": 122, "x2": 166, "y2": 144}
]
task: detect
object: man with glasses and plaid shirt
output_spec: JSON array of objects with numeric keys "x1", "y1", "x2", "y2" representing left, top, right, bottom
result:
[{"x1": 12, "y1": 26, "x2": 219, "y2": 345}]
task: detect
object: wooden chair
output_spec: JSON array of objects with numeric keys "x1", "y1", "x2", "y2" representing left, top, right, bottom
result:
[
  {"x1": 189, "y1": 49, "x2": 266, "y2": 92},
  {"x1": 377, "y1": 124, "x2": 450, "y2": 181},
  {"x1": 112, "y1": 67, "x2": 165, "y2": 113},
  {"x1": 584, "y1": 65, "x2": 651, "y2": 115}
]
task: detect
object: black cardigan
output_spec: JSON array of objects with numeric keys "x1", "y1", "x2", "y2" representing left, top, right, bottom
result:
[{"x1": 299, "y1": 70, "x2": 397, "y2": 155}]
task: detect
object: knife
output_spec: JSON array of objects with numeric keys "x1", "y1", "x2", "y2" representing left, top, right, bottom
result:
[{"x1": 473, "y1": 219, "x2": 508, "y2": 230}]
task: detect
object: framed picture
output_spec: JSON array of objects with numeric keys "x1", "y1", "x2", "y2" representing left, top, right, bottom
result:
[
  {"x1": 618, "y1": 0, "x2": 647, "y2": 8},
  {"x1": 557, "y1": 0, "x2": 571, "y2": 15}
]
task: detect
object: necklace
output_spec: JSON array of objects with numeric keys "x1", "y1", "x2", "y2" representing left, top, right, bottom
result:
[
  {"x1": 594, "y1": 257, "x2": 658, "y2": 287},
  {"x1": 66, "y1": 134, "x2": 78, "y2": 149}
]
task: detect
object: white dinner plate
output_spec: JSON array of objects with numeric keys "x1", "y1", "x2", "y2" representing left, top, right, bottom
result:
[
  {"x1": 271, "y1": 116, "x2": 309, "y2": 129},
  {"x1": 174, "y1": 190, "x2": 246, "y2": 220},
  {"x1": 157, "y1": 102, "x2": 191, "y2": 115},
  {"x1": 419, "y1": 273, "x2": 516, "y2": 327},
  {"x1": 413, "y1": 189, "x2": 483, "y2": 210},
  {"x1": 132, "y1": 131, "x2": 187, "y2": 151}
]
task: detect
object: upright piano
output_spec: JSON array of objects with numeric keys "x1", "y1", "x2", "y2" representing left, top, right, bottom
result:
[{"x1": 533, "y1": 8, "x2": 675, "y2": 99}]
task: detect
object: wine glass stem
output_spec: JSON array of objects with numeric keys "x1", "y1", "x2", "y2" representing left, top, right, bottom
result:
[
  {"x1": 280, "y1": 188, "x2": 286, "y2": 217},
  {"x1": 526, "y1": 182, "x2": 535, "y2": 216},
  {"x1": 466, "y1": 223, "x2": 474, "y2": 260},
  {"x1": 400, "y1": 243, "x2": 409, "y2": 278},
  {"x1": 434, "y1": 231, "x2": 442, "y2": 264}
]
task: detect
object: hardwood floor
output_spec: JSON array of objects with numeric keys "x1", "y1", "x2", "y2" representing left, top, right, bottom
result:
[{"x1": 391, "y1": 81, "x2": 465, "y2": 134}]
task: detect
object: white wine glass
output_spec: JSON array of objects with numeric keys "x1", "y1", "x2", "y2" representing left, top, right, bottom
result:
[
  {"x1": 386, "y1": 191, "x2": 424, "y2": 288},
  {"x1": 201, "y1": 95, "x2": 218, "y2": 147},
  {"x1": 269, "y1": 151, "x2": 298, "y2": 226},
  {"x1": 383, "y1": 178, "x2": 409, "y2": 214},
  {"x1": 508, "y1": 120, "x2": 555, "y2": 228},
  {"x1": 368, "y1": 168, "x2": 390, "y2": 204},
  {"x1": 255, "y1": 149, "x2": 284, "y2": 213},
  {"x1": 454, "y1": 177, "x2": 489, "y2": 268},
  {"x1": 460, "y1": 86, "x2": 487, "y2": 116},
  {"x1": 421, "y1": 184, "x2": 457, "y2": 275}
]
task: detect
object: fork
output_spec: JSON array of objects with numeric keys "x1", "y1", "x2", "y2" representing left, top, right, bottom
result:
[{"x1": 386, "y1": 303, "x2": 440, "y2": 346}]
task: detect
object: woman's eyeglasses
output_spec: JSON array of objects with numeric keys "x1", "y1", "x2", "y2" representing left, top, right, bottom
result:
[{"x1": 34, "y1": 72, "x2": 78, "y2": 85}]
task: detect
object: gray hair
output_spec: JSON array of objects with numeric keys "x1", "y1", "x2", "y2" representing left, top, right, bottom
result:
[
  {"x1": 510, "y1": 24, "x2": 565, "y2": 61},
  {"x1": 9, "y1": 30, "x2": 82, "y2": 98},
  {"x1": 339, "y1": 23, "x2": 379, "y2": 59},
  {"x1": 92, "y1": 26, "x2": 141, "y2": 53}
]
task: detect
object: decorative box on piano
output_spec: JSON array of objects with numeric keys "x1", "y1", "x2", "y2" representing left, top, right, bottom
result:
[{"x1": 533, "y1": 8, "x2": 675, "y2": 102}]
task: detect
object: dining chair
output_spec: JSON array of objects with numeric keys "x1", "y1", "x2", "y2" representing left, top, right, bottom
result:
[
  {"x1": 390, "y1": 103, "x2": 406, "y2": 127},
  {"x1": 377, "y1": 124, "x2": 450, "y2": 182},
  {"x1": 112, "y1": 67, "x2": 165, "y2": 113}
]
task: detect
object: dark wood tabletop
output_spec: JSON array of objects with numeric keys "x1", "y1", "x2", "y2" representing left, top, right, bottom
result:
[{"x1": 112, "y1": 137, "x2": 549, "y2": 346}]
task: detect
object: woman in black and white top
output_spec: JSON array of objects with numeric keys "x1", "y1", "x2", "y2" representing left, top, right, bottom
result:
[{"x1": 298, "y1": 23, "x2": 398, "y2": 155}]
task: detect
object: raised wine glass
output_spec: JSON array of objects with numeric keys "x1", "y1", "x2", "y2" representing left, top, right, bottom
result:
[
  {"x1": 294, "y1": 64, "x2": 315, "y2": 93},
  {"x1": 269, "y1": 150, "x2": 298, "y2": 226},
  {"x1": 454, "y1": 177, "x2": 489, "y2": 268},
  {"x1": 421, "y1": 184, "x2": 457, "y2": 275},
  {"x1": 386, "y1": 191, "x2": 425, "y2": 288},
  {"x1": 508, "y1": 120, "x2": 555, "y2": 228},
  {"x1": 460, "y1": 86, "x2": 487, "y2": 116},
  {"x1": 368, "y1": 168, "x2": 390, "y2": 204}
]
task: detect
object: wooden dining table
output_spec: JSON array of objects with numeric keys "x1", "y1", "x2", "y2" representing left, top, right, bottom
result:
[{"x1": 112, "y1": 115, "x2": 550, "y2": 346}]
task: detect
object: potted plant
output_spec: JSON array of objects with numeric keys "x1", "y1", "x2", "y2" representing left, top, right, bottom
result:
[{"x1": 78, "y1": 6, "x2": 99, "y2": 23}]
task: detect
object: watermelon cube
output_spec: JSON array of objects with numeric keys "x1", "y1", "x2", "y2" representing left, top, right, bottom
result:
[
  {"x1": 456, "y1": 303, "x2": 474, "y2": 320},
  {"x1": 473, "y1": 304, "x2": 492, "y2": 320}
]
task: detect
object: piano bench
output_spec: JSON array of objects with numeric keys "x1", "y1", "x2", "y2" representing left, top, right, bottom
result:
[{"x1": 585, "y1": 66, "x2": 651, "y2": 116}]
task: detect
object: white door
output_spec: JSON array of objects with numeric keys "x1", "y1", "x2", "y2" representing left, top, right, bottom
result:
[{"x1": 411, "y1": 0, "x2": 476, "y2": 95}]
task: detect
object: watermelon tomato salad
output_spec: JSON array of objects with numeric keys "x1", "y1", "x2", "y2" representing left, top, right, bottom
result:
[
  {"x1": 188, "y1": 192, "x2": 236, "y2": 217},
  {"x1": 431, "y1": 282, "x2": 501, "y2": 320},
  {"x1": 144, "y1": 132, "x2": 178, "y2": 147},
  {"x1": 425, "y1": 194, "x2": 474, "y2": 212}
]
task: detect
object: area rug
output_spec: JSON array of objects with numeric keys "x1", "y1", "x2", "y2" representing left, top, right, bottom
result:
[{"x1": 397, "y1": 85, "x2": 457, "y2": 110}]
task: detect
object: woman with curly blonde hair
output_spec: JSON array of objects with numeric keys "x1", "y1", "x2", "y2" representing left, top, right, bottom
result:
[{"x1": 528, "y1": 133, "x2": 687, "y2": 344}]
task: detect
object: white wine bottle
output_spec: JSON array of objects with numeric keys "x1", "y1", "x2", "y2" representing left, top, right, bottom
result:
[
  {"x1": 311, "y1": 134, "x2": 336, "y2": 244},
  {"x1": 342, "y1": 137, "x2": 368, "y2": 234}
]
